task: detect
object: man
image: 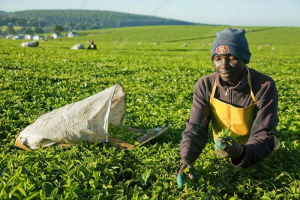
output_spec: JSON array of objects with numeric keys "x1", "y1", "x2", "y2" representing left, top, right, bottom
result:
[
  {"x1": 176, "y1": 28, "x2": 280, "y2": 187},
  {"x1": 87, "y1": 40, "x2": 97, "y2": 50}
]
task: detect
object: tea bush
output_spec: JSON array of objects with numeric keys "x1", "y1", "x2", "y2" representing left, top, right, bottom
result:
[{"x1": 0, "y1": 26, "x2": 299, "y2": 199}]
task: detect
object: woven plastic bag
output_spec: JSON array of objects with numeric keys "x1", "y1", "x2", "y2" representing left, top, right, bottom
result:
[
  {"x1": 71, "y1": 43, "x2": 84, "y2": 50},
  {"x1": 15, "y1": 84, "x2": 126, "y2": 150},
  {"x1": 21, "y1": 41, "x2": 39, "y2": 47}
]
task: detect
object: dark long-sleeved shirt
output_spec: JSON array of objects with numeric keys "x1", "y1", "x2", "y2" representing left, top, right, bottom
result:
[
  {"x1": 180, "y1": 67, "x2": 278, "y2": 168},
  {"x1": 88, "y1": 44, "x2": 97, "y2": 50}
]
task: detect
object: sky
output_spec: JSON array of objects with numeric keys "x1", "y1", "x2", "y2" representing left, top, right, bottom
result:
[{"x1": 0, "y1": 0, "x2": 299, "y2": 27}]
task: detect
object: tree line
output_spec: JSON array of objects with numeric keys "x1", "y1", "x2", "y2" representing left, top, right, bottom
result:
[
  {"x1": 1, "y1": 9, "x2": 197, "y2": 33},
  {"x1": 0, "y1": 14, "x2": 46, "y2": 35}
]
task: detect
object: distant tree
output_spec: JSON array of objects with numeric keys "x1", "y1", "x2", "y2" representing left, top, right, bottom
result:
[
  {"x1": 1, "y1": 30, "x2": 7, "y2": 35},
  {"x1": 4, "y1": 10, "x2": 196, "y2": 30},
  {"x1": 26, "y1": 20, "x2": 31, "y2": 26},
  {"x1": 7, "y1": 26, "x2": 15, "y2": 34},
  {"x1": 15, "y1": 18, "x2": 26, "y2": 26},
  {"x1": 64, "y1": 22, "x2": 73, "y2": 31},
  {"x1": 39, "y1": 21, "x2": 47, "y2": 28},
  {"x1": 42, "y1": 27, "x2": 52, "y2": 33},
  {"x1": 80, "y1": 24, "x2": 87, "y2": 30},
  {"x1": 17, "y1": 27, "x2": 26, "y2": 34},
  {"x1": 89, "y1": 25, "x2": 101, "y2": 30},
  {"x1": 73, "y1": 23, "x2": 82, "y2": 31},
  {"x1": 34, "y1": 27, "x2": 44, "y2": 34},
  {"x1": 32, "y1": 20, "x2": 39, "y2": 27},
  {"x1": 89, "y1": 22, "x2": 101, "y2": 30},
  {"x1": 24, "y1": 28, "x2": 34, "y2": 34},
  {"x1": 53, "y1": 25, "x2": 64, "y2": 34},
  {"x1": 65, "y1": 22, "x2": 73, "y2": 27}
]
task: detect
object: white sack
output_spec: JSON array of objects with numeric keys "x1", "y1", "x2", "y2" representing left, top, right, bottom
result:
[
  {"x1": 16, "y1": 84, "x2": 126, "y2": 150},
  {"x1": 21, "y1": 41, "x2": 38, "y2": 47},
  {"x1": 71, "y1": 43, "x2": 84, "y2": 50}
]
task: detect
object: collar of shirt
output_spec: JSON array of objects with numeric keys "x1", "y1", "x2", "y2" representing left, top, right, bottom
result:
[{"x1": 216, "y1": 67, "x2": 256, "y2": 91}]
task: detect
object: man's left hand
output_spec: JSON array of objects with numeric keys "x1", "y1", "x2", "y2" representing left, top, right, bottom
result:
[{"x1": 215, "y1": 137, "x2": 245, "y2": 159}]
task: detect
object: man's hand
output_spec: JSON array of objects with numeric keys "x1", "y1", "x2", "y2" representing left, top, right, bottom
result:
[
  {"x1": 176, "y1": 157, "x2": 200, "y2": 188},
  {"x1": 215, "y1": 137, "x2": 245, "y2": 159}
]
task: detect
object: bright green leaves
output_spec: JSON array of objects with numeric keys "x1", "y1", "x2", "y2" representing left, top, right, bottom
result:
[
  {"x1": 0, "y1": 26, "x2": 300, "y2": 199},
  {"x1": 141, "y1": 169, "x2": 152, "y2": 186},
  {"x1": 216, "y1": 127, "x2": 239, "y2": 148},
  {"x1": 217, "y1": 127, "x2": 239, "y2": 141},
  {"x1": 108, "y1": 124, "x2": 140, "y2": 145},
  {"x1": 42, "y1": 182, "x2": 54, "y2": 198}
]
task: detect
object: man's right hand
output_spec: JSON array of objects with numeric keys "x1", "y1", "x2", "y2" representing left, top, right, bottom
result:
[{"x1": 176, "y1": 157, "x2": 200, "y2": 188}]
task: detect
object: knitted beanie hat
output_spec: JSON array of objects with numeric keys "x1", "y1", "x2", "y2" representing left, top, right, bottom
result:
[{"x1": 211, "y1": 28, "x2": 251, "y2": 63}]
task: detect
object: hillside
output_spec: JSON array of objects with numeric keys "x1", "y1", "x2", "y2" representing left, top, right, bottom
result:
[{"x1": 1, "y1": 10, "x2": 199, "y2": 30}]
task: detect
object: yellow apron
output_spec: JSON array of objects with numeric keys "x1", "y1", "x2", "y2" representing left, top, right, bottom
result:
[{"x1": 210, "y1": 67, "x2": 280, "y2": 151}]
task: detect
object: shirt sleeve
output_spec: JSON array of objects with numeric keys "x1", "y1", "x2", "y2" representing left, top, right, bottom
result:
[
  {"x1": 231, "y1": 78, "x2": 278, "y2": 168},
  {"x1": 180, "y1": 79, "x2": 211, "y2": 164}
]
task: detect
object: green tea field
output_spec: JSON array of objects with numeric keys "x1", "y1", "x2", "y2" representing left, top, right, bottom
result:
[{"x1": 0, "y1": 26, "x2": 300, "y2": 199}]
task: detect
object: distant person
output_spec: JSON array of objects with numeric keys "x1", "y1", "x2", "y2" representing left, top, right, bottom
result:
[
  {"x1": 176, "y1": 28, "x2": 280, "y2": 187},
  {"x1": 87, "y1": 40, "x2": 97, "y2": 50}
]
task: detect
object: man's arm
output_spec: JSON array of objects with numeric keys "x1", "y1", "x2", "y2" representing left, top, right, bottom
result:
[
  {"x1": 231, "y1": 79, "x2": 278, "y2": 168},
  {"x1": 180, "y1": 79, "x2": 211, "y2": 164}
]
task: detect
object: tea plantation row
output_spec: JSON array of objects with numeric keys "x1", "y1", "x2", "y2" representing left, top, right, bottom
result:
[{"x1": 0, "y1": 26, "x2": 299, "y2": 199}]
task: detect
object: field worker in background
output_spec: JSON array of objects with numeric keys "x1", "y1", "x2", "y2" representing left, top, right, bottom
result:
[
  {"x1": 176, "y1": 28, "x2": 280, "y2": 187},
  {"x1": 87, "y1": 40, "x2": 97, "y2": 50},
  {"x1": 21, "y1": 41, "x2": 39, "y2": 48}
]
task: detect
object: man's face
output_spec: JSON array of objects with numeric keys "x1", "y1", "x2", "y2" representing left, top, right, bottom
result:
[{"x1": 213, "y1": 54, "x2": 245, "y2": 86}]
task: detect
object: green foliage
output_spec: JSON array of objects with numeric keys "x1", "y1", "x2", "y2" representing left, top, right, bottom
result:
[
  {"x1": 5, "y1": 10, "x2": 198, "y2": 30},
  {"x1": 23, "y1": 27, "x2": 33, "y2": 34},
  {"x1": 0, "y1": 25, "x2": 300, "y2": 199},
  {"x1": 6, "y1": 25, "x2": 15, "y2": 34},
  {"x1": 108, "y1": 125, "x2": 140, "y2": 145},
  {"x1": 0, "y1": 15, "x2": 42, "y2": 27},
  {"x1": 217, "y1": 127, "x2": 239, "y2": 146},
  {"x1": 33, "y1": 27, "x2": 44, "y2": 34},
  {"x1": 218, "y1": 127, "x2": 236, "y2": 139},
  {"x1": 53, "y1": 24, "x2": 64, "y2": 34}
]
